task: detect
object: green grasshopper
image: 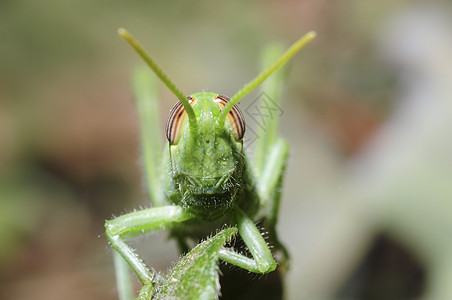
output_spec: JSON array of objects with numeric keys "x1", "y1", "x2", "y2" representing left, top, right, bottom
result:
[{"x1": 105, "y1": 28, "x2": 315, "y2": 298}]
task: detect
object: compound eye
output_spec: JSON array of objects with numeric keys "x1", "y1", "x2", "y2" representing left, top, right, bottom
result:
[
  {"x1": 165, "y1": 96, "x2": 195, "y2": 144},
  {"x1": 214, "y1": 95, "x2": 245, "y2": 140}
]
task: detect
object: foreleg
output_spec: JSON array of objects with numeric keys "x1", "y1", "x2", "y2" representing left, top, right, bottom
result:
[
  {"x1": 105, "y1": 206, "x2": 194, "y2": 286},
  {"x1": 219, "y1": 208, "x2": 277, "y2": 274}
]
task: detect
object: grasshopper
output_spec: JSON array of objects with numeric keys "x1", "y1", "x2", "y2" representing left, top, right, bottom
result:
[{"x1": 105, "y1": 28, "x2": 315, "y2": 298}]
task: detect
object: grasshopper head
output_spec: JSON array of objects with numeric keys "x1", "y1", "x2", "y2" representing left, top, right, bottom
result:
[
  {"x1": 118, "y1": 28, "x2": 315, "y2": 218},
  {"x1": 166, "y1": 92, "x2": 246, "y2": 219}
]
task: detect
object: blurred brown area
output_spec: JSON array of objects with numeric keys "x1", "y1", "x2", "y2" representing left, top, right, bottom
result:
[{"x1": 1, "y1": 1, "x2": 452, "y2": 299}]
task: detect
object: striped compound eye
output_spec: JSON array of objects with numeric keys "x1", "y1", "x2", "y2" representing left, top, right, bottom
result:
[
  {"x1": 166, "y1": 96, "x2": 196, "y2": 144},
  {"x1": 214, "y1": 95, "x2": 245, "y2": 140}
]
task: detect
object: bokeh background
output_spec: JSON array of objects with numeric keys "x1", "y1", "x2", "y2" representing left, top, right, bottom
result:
[{"x1": 1, "y1": 1, "x2": 452, "y2": 299}]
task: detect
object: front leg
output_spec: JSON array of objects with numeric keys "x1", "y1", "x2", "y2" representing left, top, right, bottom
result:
[
  {"x1": 219, "y1": 208, "x2": 277, "y2": 274},
  {"x1": 105, "y1": 206, "x2": 194, "y2": 287},
  {"x1": 257, "y1": 138, "x2": 291, "y2": 267}
]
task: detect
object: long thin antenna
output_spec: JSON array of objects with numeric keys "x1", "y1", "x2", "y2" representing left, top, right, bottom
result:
[
  {"x1": 118, "y1": 28, "x2": 197, "y2": 128},
  {"x1": 219, "y1": 31, "x2": 316, "y2": 124}
]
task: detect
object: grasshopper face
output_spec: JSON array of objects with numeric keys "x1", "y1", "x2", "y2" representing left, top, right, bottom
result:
[{"x1": 166, "y1": 92, "x2": 246, "y2": 219}]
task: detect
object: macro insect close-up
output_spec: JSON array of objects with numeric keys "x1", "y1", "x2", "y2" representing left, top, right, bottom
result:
[
  {"x1": 105, "y1": 29, "x2": 315, "y2": 299},
  {"x1": 3, "y1": 2, "x2": 452, "y2": 300}
]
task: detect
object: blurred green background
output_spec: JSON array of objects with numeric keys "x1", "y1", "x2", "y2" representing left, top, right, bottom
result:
[{"x1": 1, "y1": 1, "x2": 452, "y2": 299}]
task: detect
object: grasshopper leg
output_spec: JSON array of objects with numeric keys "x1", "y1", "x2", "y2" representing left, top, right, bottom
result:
[
  {"x1": 219, "y1": 208, "x2": 277, "y2": 274},
  {"x1": 257, "y1": 138, "x2": 291, "y2": 267},
  {"x1": 113, "y1": 250, "x2": 134, "y2": 300},
  {"x1": 257, "y1": 138, "x2": 289, "y2": 208},
  {"x1": 105, "y1": 206, "x2": 194, "y2": 289}
]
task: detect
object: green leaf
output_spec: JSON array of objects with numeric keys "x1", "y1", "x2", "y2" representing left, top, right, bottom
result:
[{"x1": 149, "y1": 227, "x2": 237, "y2": 300}]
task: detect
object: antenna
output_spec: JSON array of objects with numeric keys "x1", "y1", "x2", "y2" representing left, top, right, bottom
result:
[
  {"x1": 118, "y1": 28, "x2": 198, "y2": 129},
  {"x1": 219, "y1": 31, "x2": 316, "y2": 124}
]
